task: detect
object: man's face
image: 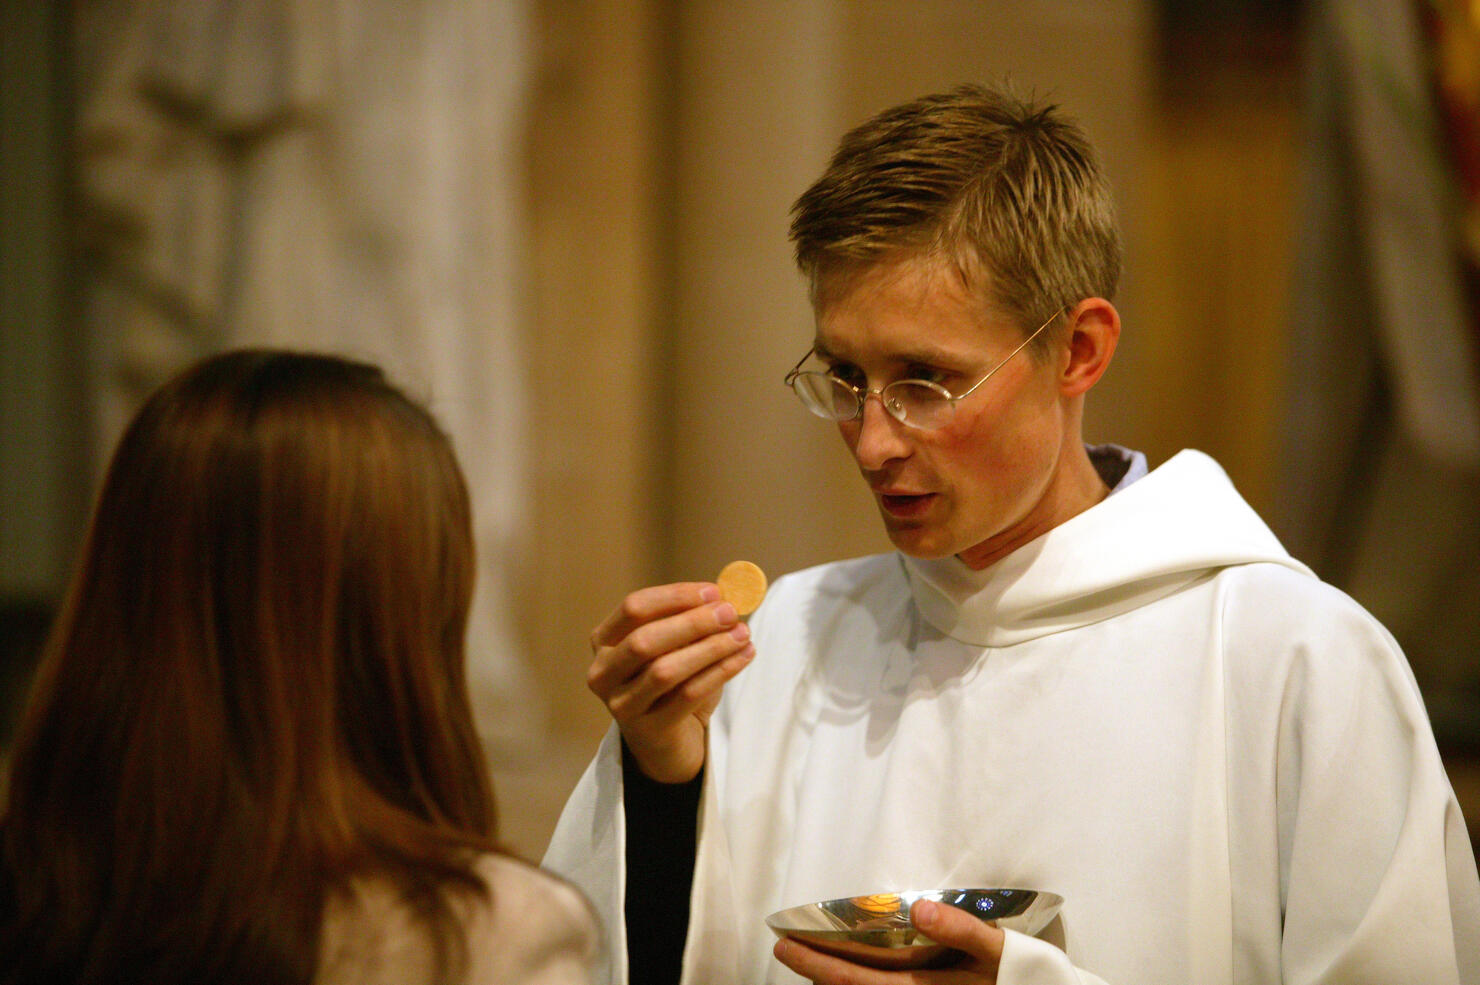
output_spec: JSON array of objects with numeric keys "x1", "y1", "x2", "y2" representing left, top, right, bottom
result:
[{"x1": 812, "y1": 254, "x2": 1081, "y2": 567}]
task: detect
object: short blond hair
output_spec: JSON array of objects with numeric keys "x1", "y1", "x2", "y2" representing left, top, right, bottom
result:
[{"x1": 790, "y1": 83, "x2": 1121, "y2": 344}]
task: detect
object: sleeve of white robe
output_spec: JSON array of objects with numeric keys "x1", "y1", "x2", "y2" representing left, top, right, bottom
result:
[
  {"x1": 543, "y1": 725, "x2": 736, "y2": 985},
  {"x1": 998, "y1": 931, "x2": 1111, "y2": 984},
  {"x1": 993, "y1": 567, "x2": 1480, "y2": 985},
  {"x1": 1247, "y1": 579, "x2": 1480, "y2": 984},
  {"x1": 543, "y1": 725, "x2": 628, "y2": 985}
]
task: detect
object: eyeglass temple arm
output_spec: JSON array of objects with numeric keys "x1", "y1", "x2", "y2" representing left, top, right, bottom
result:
[
  {"x1": 783, "y1": 347, "x2": 817, "y2": 385},
  {"x1": 950, "y1": 307, "x2": 1064, "y2": 402}
]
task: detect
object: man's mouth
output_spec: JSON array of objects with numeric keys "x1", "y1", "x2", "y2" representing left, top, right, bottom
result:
[{"x1": 878, "y1": 492, "x2": 935, "y2": 518}]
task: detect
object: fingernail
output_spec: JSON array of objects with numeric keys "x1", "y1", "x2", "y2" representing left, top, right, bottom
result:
[
  {"x1": 913, "y1": 900, "x2": 938, "y2": 925},
  {"x1": 699, "y1": 585, "x2": 721, "y2": 603},
  {"x1": 714, "y1": 601, "x2": 738, "y2": 626},
  {"x1": 729, "y1": 621, "x2": 751, "y2": 643}
]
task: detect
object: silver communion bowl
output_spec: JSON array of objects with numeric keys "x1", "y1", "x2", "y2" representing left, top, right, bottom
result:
[{"x1": 765, "y1": 888, "x2": 1064, "y2": 970}]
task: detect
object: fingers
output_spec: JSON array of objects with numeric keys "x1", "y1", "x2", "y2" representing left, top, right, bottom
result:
[
  {"x1": 771, "y1": 938, "x2": 996, "y2": 984},
  {"x1": 591, "y1": 582, "x2": 718, "y2": 649},
  {"x1": 772, "y1": 938, "x2": 933, "y2": 984},
  {"x1": 591, "y1": 593, "x2": 748, "y2": 689},
  {"x1": 606, "y1": 624, "x2": 754, "y2": 728},
  {"x1": 585, "y1": 581, "x2": 757, "y2": 785},
  {"x1": 909, "y1": 900, "x2": 1004, "y2": 970},
  {"x1": 598, "y1": 601, "x2": 743, "y2": 687},
  {"x1": 587, "y1": 581, "x2": 756, "y2": 734},
  {"x1": 771, "y1": 902, "x2": 1005, "y2": 984},
  {"x1": 771, "y1": 937, "x2": 890, "y2": 984},
  {"x1": 643, "y1": 639, "x2": 754, "y2": 719}
]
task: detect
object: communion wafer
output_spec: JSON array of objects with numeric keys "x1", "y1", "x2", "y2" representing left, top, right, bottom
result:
[
  {"x1": 852, "y1": 893, "x2": 903, "y2": 916},
  {"x1": 716, "y1": 560, "x2": 767, "y2": 615}
]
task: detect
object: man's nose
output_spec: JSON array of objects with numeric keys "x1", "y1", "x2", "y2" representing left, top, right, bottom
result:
[{"x1": 849, "y1": 391, "x2": 911, "y2": 470}]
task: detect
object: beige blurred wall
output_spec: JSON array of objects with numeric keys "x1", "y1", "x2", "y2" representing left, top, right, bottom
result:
[{"x1": 511, "y1": 0, "x2": 1301, "y2": 858}]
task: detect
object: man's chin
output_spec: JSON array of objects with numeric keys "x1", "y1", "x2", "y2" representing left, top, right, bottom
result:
[{"x1": 881, "y1": 520, "x2": 958, "y2": 561}]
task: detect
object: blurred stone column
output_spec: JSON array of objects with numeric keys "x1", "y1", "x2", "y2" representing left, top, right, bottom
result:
[
  {"x1": 1284, "y1": 0, "x2": 1480, "y2": 745},
  {"x1": 73, "y1": 0, "x2": 543, "y2": 759}
]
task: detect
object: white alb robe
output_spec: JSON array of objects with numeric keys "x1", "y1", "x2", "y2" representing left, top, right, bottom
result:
[{"x1": 545, "y1": 450, "x2": 1480, "y2": 984}]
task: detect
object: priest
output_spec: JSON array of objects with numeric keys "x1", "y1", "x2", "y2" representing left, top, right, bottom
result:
[{"x1": 544, "y1": 83, "x2": 1480, "y2": 985}]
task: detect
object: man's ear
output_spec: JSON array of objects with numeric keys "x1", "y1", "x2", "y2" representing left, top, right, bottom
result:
[{"x1": 1059, "y1": 297, "x2": 1120, "y2": 396}]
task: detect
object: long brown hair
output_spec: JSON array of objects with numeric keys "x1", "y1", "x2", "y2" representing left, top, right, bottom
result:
[{"x1": 0, "y1": 349, "x2": 499, "y2": 984}]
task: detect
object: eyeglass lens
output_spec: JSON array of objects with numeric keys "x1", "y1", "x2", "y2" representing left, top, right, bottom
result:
[{"x1": 792, "y1": 374, "x2": 951, "y2": 429}]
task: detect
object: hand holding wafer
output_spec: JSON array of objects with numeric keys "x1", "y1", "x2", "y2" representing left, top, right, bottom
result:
[{"x1": 586, "y1": 572, "x2": 762, "y2": 783}]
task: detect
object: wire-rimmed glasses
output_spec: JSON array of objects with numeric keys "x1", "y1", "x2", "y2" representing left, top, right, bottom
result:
[{"x1": 783, "y1": 308, "x2": 1063, "y2": 431}]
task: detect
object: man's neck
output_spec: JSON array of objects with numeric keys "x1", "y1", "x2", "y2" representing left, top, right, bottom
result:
[{"x1": 955, "y1": 443, "x2": 1110, "y2": 570}]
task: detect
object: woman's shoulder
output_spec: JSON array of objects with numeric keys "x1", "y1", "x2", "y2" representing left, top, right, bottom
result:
[
  {"x1": 317, "y1": 853, "x2": 601, "y2": 985},
  {"x1": 468, "y1": 853, "x2": 600, "y2": 940},
  {"x1": 462, "y1": 853, "x2": 603, "y2": 985}
]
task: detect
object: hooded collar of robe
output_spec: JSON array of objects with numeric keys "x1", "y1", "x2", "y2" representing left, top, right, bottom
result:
[{"x1": 903, "y1": 448, "x2": 1307, "y2": 648}]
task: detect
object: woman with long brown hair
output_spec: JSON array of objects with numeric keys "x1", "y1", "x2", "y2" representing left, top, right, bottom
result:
[{"x1": 0, "y1": 349, "x2": 598, "y2": 985}]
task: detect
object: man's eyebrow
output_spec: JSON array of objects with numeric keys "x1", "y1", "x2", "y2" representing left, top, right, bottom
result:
[{"x1": 812, "y1": 338, "x2": 969, "y2": 366}]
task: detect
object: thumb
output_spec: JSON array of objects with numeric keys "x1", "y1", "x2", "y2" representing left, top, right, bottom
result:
[{"x1": 912, "y1": 898, "x2": 1006, "y2": 966}]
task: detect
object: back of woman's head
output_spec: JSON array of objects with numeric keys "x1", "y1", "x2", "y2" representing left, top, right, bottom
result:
[{"x1": 1, "y1": 349, "x2": 497, "y2": 985}]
